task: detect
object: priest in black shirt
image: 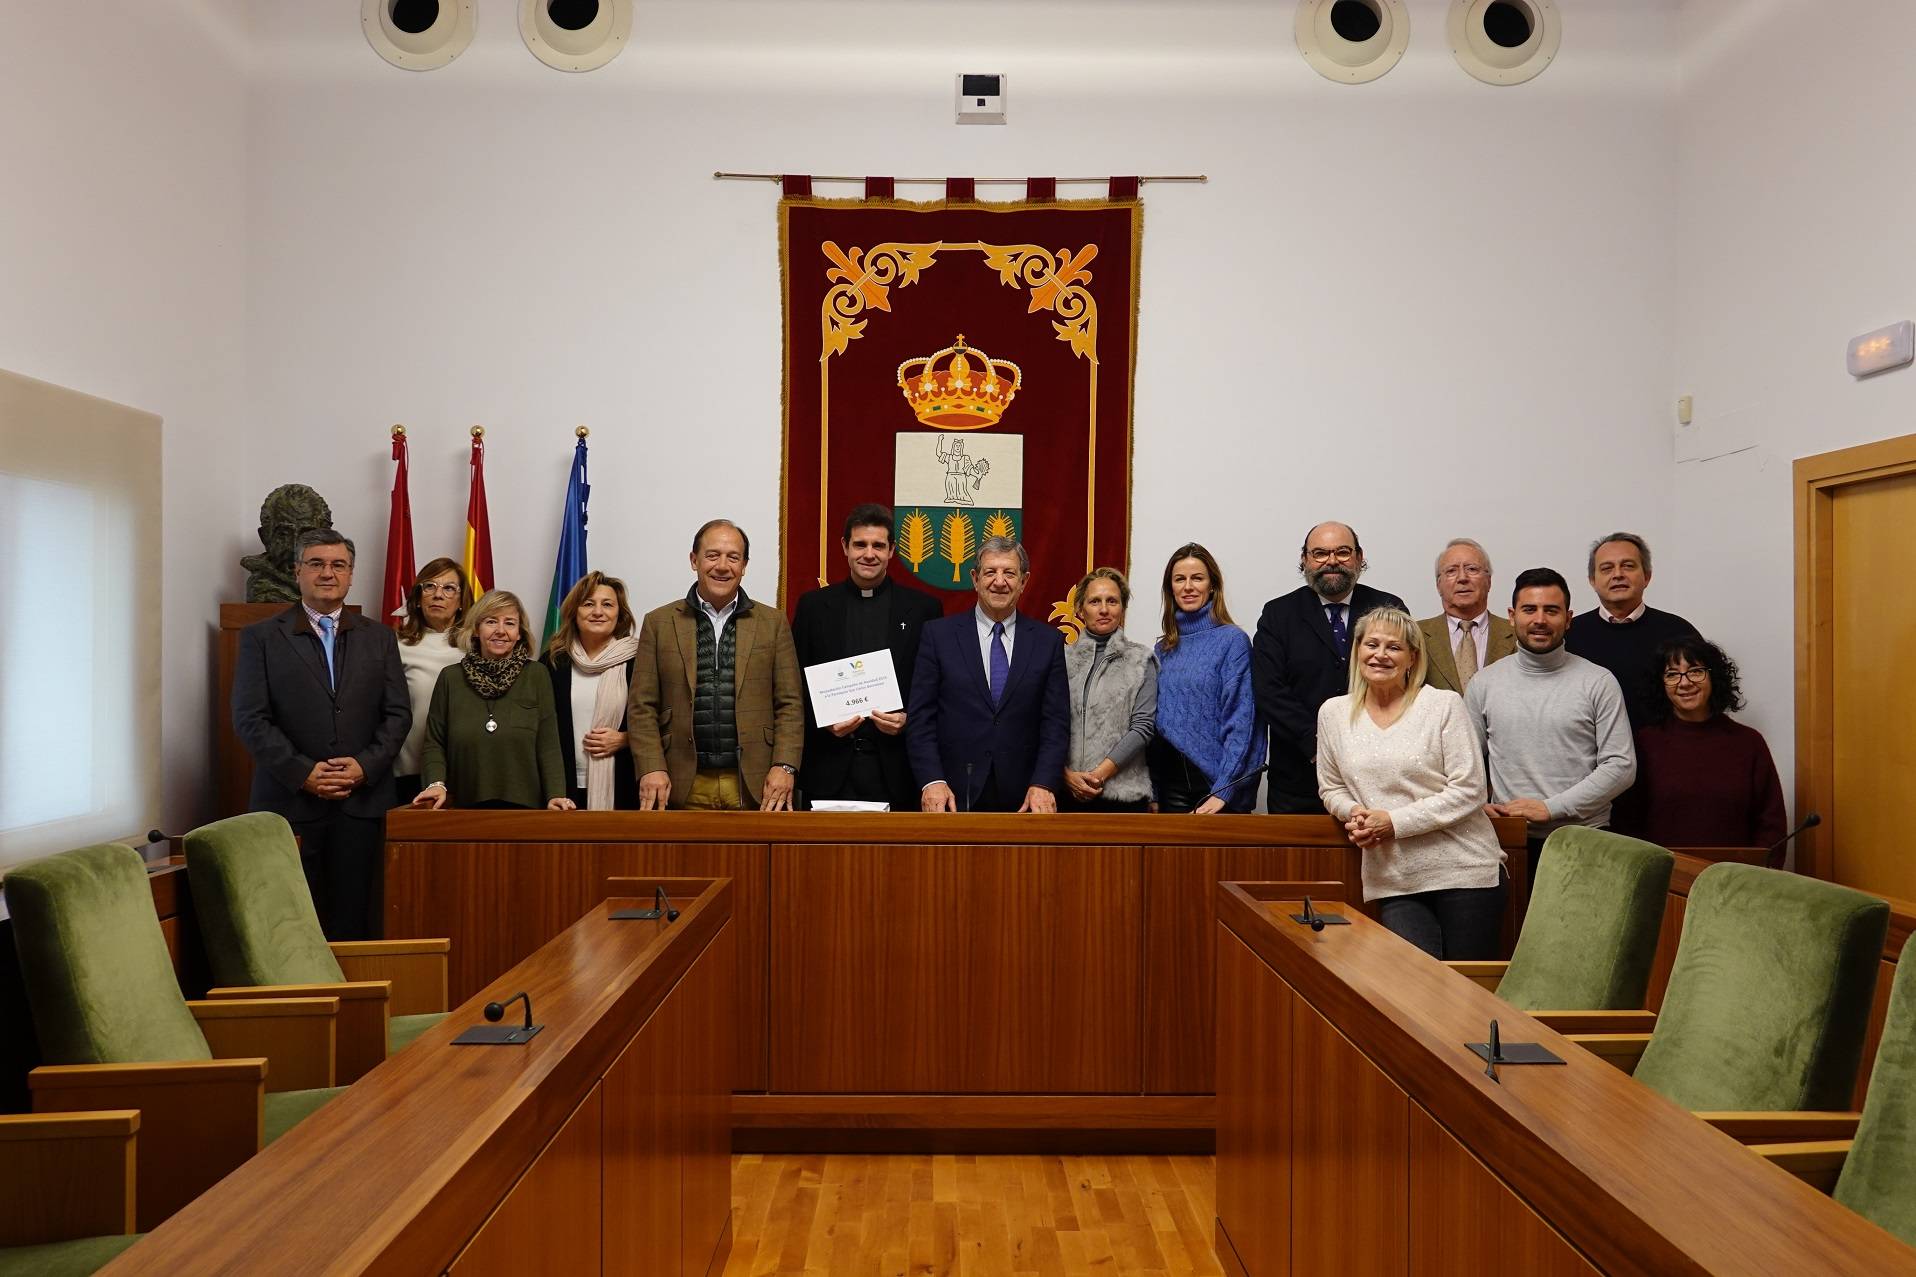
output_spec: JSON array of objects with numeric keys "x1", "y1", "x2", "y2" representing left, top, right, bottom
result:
[
  {"x1": 791, "y1": 503, "x2": 944, "y2": 810},
  {"x1": 1565, "y1": 531, "x2": 1699, "y2": 726}
]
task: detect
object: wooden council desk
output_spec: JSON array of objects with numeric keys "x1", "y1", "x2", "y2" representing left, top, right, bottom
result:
[
  {"x1": 1212, "y1": 880, "x2": 1916, "y2": 1276},
  {"x1": 384, "y1": 811, "x2": 1528, "y2": 1149},
  {"x1": 100, "y1": 878, "x2": 735, "y2": 1276}
]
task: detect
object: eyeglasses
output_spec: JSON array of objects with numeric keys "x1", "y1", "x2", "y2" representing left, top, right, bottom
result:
[
  {"x1": 300, "y1": 558, "x2": 352, "y2": 574},
  {"x1": 1440, "y1": 565, "x2": 1487, "y2": 580},
  {"x1": 419, "y1": 583, "x2": 462, "y2": 598},
  {"x1": 1662, "y1": 668, "x2": 1709, "y2": 686},
  {"x1": 1305, "y1": 547, "x2": 1357, "y2": 565}
]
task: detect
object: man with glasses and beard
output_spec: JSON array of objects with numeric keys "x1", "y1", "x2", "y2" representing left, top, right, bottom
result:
[
  {"x1": 1465, "y1": 567, "x2": 1637, "y2": 882},
  {"x1": 1252, "y1": 521, "x2": 1407, "y2": 814}
]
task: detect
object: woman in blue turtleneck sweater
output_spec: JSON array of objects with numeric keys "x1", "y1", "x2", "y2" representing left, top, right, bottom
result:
[{"x1": 1149, "y1": 543, "x2": 1263, "y2": 812}]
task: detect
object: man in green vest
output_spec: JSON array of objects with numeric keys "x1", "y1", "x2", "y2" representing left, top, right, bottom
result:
[{"x1": 627, "y1": 519, "x2": 805, "y2": 810}]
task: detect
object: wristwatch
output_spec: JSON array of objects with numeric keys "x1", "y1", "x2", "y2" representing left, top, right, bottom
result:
[{"x1": 775, "y1": 763, "x2": 797, "y2": 775}]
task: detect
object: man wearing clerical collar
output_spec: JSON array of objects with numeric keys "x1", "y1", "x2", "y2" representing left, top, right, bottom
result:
[{"x1": 790, "y1": 503, "x2": 942, "y2": 810}]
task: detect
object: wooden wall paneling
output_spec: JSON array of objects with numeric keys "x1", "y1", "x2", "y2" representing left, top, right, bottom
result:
[
  {"x1": 600, "y1": 843, "x2": 767, "y2": 1092},
  {"x1": 1290, "y1": 996, "x2": 1408, "y2": 1276},
  {"x1": 769, "y1": 843, "x2": 1141, "y2": 1094},
  {"x1": 384, "y1": 838, "x2": 602, "y2": 1003},
  {"x1": 677, "y1": 923, "x2": 735, "y2": 1277},
  {"x1": 1214, "y1": 926, "x2": 1294, "y2": 1277},
  {"x1": 603, "y1": 972, "x2": 685, "y2": 1277},
  {"x1": 1409, "y1": 1105, "x2": 1596, "y2": 1277},
  {"x1": 1142, "y1": 846, "x2": 1350, "y2": 1095},
  {"x1": 448, "y1": 1084, "x2": 603, "y2": 1277}
]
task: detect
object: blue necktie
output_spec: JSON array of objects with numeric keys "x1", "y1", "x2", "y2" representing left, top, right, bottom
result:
[
  {"x1": 988, "y1": 621, "x2": 1009, "y2": 707},
  {"x1": 1327, "y1": 604, "x2": 1349, "y2": 659},
  {"x1": 316, "y1": 614, "x2": 337, "y2": 689}
]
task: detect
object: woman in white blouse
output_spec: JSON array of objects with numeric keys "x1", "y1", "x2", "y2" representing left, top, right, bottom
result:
[
  {"x1": 1315, "y1": 606, "x2": 1506, "y2": 959},
  {"x1": 392, "y1": 556, "x2": 470, "y2": 804}
]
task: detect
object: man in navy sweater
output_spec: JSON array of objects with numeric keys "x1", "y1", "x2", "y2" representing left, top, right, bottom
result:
[
  {"x1": 907, "y1": 537, "x2": 1069, "y2": 813},
  {"x1": 1564, "y1": 531, "x2": 1698, "y2": 727}
]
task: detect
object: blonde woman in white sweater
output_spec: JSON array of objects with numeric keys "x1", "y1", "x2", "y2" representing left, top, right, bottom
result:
[{"x1": 1315, "y1": 606, "x2": 1507, "y2": 959}]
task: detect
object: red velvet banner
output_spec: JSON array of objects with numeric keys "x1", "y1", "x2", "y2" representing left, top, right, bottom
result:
[{"x1": 778, "y1": 194, "x2": 1141, "y2": 635}]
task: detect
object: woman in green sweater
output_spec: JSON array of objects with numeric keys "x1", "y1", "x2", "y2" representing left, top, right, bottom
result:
[{"x1": 412, "y1": 589, "x2": 575, "y2": 811}]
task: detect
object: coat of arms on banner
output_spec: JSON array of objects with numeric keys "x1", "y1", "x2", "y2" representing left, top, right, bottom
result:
[{"x1": 894, "y1": 430, "x2": 1024, "y2": 587}]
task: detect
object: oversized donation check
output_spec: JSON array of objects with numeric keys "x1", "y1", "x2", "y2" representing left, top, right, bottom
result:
[{"x1": 803, "y1": 650, "x2": 905, "y2": 726}]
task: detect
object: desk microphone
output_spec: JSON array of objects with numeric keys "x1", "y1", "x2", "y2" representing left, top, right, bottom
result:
[
  {"x1": 1197, "y1": 764, "x2": 1268, "y2": 811},
  {"x1": 452, "y1": 990, "x2": 544, "y2": 1046},
  {"x1": 1766, "y1": 812, "x2": 1820, "y2": 869}
]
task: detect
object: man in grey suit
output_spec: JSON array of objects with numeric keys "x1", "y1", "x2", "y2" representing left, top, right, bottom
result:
[
  {"x1": 1420, "y1": 538, "x2": 1517, "y2": 695},
  {"x1": 231, "y1": 528, "x2": 410, "y2": 939}
]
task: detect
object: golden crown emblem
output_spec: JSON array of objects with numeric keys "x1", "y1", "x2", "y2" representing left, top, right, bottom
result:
[{"x1": 897, "y1": 335, "x2": 1022, "y2": 430}]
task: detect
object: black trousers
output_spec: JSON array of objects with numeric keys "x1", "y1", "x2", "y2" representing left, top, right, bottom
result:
[
  {"x1": 290, "y1": 811, "x2": 384, "y2": 942},
  {"x1": 805, "y1": 741, "x2": 892, "y2": 808},
  {"x1": 1377, "y1": 877, "x2": 1506, "y2": 961},
  {"x1": 1148, "y1": 738, "x2": 1211, "y2": 813}
]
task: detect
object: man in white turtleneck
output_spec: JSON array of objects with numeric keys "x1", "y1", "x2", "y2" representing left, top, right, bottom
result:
[{"x1": 1465, "y1": 566, "x2": 1636, "y2": 883}]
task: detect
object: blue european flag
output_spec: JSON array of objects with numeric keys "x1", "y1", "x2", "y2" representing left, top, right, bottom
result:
[{"x1": 543, "y1": 434, "x2": 590, "y2": 644}]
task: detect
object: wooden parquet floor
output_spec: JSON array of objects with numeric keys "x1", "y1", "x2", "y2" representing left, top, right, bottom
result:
[{"x1": 720, "y1": 1153, "x2": 1223, "y2": 1277}]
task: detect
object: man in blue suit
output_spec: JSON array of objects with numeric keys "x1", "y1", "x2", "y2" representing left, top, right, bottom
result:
[{"x1": 907, "y1": 537, "x2": 1070, "y2": 813}]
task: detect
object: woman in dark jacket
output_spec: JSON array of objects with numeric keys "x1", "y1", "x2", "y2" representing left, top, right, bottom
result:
[{"x1": 541, "y1": 571, "x2": 640, "y2": 810}]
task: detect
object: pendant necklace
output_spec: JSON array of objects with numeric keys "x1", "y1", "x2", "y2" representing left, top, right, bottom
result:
[{"x1": 485, "y1": 698, "x2": 499, "y2": 733}]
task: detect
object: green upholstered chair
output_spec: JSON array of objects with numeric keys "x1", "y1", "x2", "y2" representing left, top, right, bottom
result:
[
  {"x1": 5, "y1": 843, "x2": 344, "y2": 1231},
  {"x1": 1567, "y1": 863, "x2": 1888, "y2": 1115},
  {"x1": 1447, "y1": 827, "x2": 1673, "y2": 1030},
  {"x1": 0, "y1": 1110, "x2": 141, "y2": 1276},
  {"x1": 184, "y1": 812, "x2": 449, "y2": 1081},
  {"x1": 1752, "y1": 950, "x2": 1916, "y2": 1247}
]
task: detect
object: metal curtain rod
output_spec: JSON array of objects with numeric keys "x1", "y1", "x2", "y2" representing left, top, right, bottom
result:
[{"x1": 714, "y1": 171, "x2": 1206, "y2": 185}]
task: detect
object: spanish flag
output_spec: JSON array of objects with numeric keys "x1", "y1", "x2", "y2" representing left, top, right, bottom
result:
[{"x1": 463, "y1": 428, "x2": 494, "y2": 598}]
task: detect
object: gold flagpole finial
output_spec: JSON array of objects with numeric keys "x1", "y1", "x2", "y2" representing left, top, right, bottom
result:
[
  {"x1": 575, "y1": 424, "x2": 590, "y2": 438},
  {"x1": 470, "y1": 424, "x2": 485, "y2": 439},
  {"x1": 390, "y1": 424, "x2": 406, "y2": 439}
]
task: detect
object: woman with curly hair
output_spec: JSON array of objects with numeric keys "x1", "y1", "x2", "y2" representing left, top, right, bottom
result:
[{"x1": 1612, "y1": 635, "x2": 1786, "y2": 858}]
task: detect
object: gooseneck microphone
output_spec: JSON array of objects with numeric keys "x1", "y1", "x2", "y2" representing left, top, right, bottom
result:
[
  {"x1": 1196, "y1": 764, "x2": 1269, "y2": 811},
  {"x1": 485, "y1": 991, "x2": 534, "y2": 1030},
  {"x1": 453, "y1": 990, "x2": 544, "y2": 1045},
  {"x1": 1766, "y1": 812, "x2": 1821, "y2": 869}
]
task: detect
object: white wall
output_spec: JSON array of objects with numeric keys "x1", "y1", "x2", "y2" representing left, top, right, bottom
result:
[
  {"x1": 243, "y1": 0, "x2": 1679, "y2": 640},
  {"x1": 0, "y1": 1, "x2": 249, "y2": 834},
  {"x1": 1670, "y1": 0, "x2": 1916, "y2": 804}
]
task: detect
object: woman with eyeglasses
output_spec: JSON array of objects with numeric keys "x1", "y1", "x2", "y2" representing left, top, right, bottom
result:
[
  {"x1": 1611, "y1": 636, "x2": 1786, "y2": 859},
  {"x1": 391, "y1": 556, "x2": 471, "y2": 804}
]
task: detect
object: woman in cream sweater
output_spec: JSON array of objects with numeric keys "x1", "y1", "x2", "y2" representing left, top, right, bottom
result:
[{"x1": 1315, "y1": 606, "x2": 1506, "y2": 959}]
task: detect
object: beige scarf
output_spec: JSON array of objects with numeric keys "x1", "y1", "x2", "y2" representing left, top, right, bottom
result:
[{"x1": 571, "y1": 636, "x2": 640, "y2": 810}]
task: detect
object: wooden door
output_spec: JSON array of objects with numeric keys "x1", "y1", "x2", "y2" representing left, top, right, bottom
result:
[
  {"x1": 1830, "y1": 471, "x2": 1916, "y2": 896},
  {"x1": 1797, "y1": 435, "x2": 1916, "y2": 895}
]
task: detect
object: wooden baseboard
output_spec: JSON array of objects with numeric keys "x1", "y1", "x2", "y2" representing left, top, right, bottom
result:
[
  {"x1": 730, "y1": 1094, "x2": 1215, "y2": 1153},
  {"x1": 732, "y1": 1093, "x2": 1214, "y2": 1130}
]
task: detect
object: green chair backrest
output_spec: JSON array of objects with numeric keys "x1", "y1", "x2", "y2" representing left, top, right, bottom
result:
[
  {"x1": 1634, "y1": 863, "x2": 1887, "y2": 1112},
  {"x1": 1496, "y1": 827, "x2": 1674, "y2": 1011},
  {"x1": 1835, "y1": 950, "x2": 1916, "y2": 1246},
  {"x1": 183, "y1": 813, "x2": 346, "y2": 988},
  {"x1": 5, "y1": 843, "x2": 210, "y2": 1065}
]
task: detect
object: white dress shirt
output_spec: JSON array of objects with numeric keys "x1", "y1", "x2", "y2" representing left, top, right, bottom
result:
[
  {"x1": 1447, "y1": 611, "x2": 1490, "y2": 669},
  {"x1": 974, "y1": 606, "x2": 1015, "y2": 677},
  {"x1": 696, "y1": 590, "x2": 740, "y2": 636}
]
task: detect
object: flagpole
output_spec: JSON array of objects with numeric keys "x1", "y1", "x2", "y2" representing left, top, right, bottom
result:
[{"x1": 464, "y1": 425, "x2": 494, "y2": 599}]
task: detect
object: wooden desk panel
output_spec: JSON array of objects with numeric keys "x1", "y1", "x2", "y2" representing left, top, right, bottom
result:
[
  {"x1": 1143, "y1": 845, "x2": 1351, "y2": 1094},
  {"x1": 1411, "y1": 1106, "x2": 1596, "y2": 1277},
  {"x1": 1215, "y1": 882, "x2": 1916, "y2": 1276},
  {"x1": 1215, "y1": 927, "x2": 1294, "y2": 1277},
  {"x1": 769, "y1": 843, "x2": 1141, "y2": 1094},
  {"x1": 449, "y1": 1085, "x2": 603, "y2": 1277},
  {"x1": 101, "y1": 882, "x2": 734, "y2": 1275},
  {"x1": 601, "y1": 843, "x2": 766, "y2": 1092},
  {"x1": 1291, "y1": 997, "x2": 1408, "y2": 1276}
]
